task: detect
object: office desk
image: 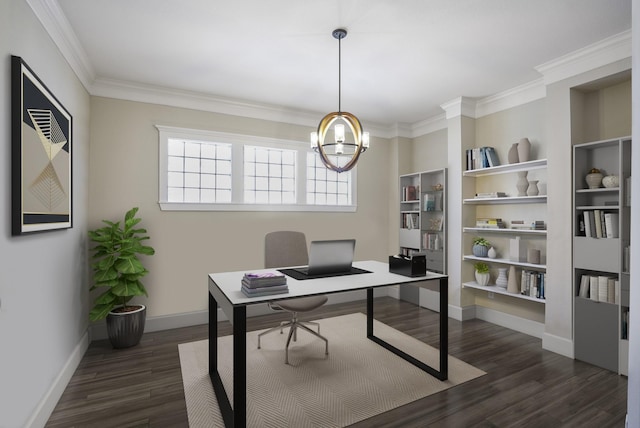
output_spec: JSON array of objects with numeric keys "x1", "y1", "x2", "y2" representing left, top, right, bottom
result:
[{"x1": 208, "y1": 260, "x2": 448, "y2": 428}]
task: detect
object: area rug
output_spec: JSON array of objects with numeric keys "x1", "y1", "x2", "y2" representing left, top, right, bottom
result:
[{"x1": 178, "y1": 312, "x2": 484, "y2": 427}]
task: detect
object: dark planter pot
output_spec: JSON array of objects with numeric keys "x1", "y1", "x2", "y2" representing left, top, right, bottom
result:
[{"x1": 106, "y1": 305, "x2": 146, "y2": 349}]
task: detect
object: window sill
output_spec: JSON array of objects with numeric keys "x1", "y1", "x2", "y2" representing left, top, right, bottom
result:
[{"x1": 159, "y1": 202, "x2": 358, "y2": 213}]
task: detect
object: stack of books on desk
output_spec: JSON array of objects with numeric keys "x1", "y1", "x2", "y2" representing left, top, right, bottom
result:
[{"x1": 241, "y1": 271, "x2": 288, "y2": 297}]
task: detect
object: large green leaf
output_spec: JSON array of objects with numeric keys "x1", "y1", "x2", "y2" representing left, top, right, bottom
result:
[
  {"x1": 112, "y1": 279, "x2": 147, "y2": 297},
  {"x1": 114, "y1": 256, "x2": 145, "y2": 274}
]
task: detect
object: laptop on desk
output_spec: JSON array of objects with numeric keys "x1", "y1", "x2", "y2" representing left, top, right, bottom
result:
[{"x1": 280, "y1": 239, "x2": 370, "y2": 280}]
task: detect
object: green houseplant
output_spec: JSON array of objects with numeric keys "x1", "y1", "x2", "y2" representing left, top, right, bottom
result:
[
  {"x1": 474, "y1": 262, "x2": 490, "y2": 286},
  {"x1": 89, "y1": 207, "x2": 155, "y2": 348},
  {"x1": 472, "y1": 236, "x2": 491, "y2": 257}
]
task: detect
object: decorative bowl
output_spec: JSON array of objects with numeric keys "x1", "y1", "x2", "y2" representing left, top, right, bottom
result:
[{"x1": 602, "y1": 175, "x2": 619, "y2": 188}]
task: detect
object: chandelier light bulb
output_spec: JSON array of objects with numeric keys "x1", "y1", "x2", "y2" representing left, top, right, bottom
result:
[{"x1": 334, "y1": 124, "x2": 345, "y2": 144}]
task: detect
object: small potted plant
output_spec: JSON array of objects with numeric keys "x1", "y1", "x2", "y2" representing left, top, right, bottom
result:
[
  {"x1": 88, "y1": 207, "x2": 155, "y2": 348},
  {"x1": 474, "y1": 262, "x2": 490, "y2": 286},
  {"x1": 472, "y1": 237, "x2": 491, "y2": 257}
]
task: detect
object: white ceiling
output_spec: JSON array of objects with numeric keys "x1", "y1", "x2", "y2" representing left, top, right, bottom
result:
[{"x1": 40, "y1": 0, "x2": 631, "y2": 130}]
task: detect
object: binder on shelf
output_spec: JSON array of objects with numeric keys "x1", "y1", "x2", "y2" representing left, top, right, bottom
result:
[
  {"x1": 604, "y1": 213, "x2": 619, "y2": 238},
  {"x1": 593, "y1": 209, "x2": 603, "y2": 238}
]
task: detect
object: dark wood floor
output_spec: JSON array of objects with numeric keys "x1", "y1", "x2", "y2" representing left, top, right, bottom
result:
[{"x1": 46, "y1": 297, "x2": 628, "y2": 427}]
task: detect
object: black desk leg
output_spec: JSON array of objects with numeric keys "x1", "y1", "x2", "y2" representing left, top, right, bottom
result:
[
  {"x1": 209, "y1": 294, "x2": 247, "y2": 427},
  {"x1": 367, "y1": 280, "x2": 448, "y2": 381}
]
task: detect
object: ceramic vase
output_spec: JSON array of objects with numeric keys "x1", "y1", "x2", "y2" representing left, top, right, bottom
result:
[
  {"x1": 472, "y1": 244, "x2": 489, "y2": 257},
  {"x1": 602, "y1": 175, "x2": 619, "y2": 188},
  {"x1": 585, "y1": 172, "x2": 603, "y2": 189},
  {"x1": 517, "y1": 138, "x2": 531, "y2": 163},
  {"x1": 487, "y1": 246, "x2": 497, "y2": 259},
  {"x1": 496, "y1": 268, "x2": 508, "y2": 289},
  {"x1": 507, "y1": 266, "x2": 519, "y2": 293},
  {"x1": 475, "y1": 271, "x2": 490, "y2": 287},
  {"x1": 527, "y1": 180, "x2": 539, "y2": 196},
  {"x1": 516, "y1": 171, "x2": 529, "y2": 196},
  {"x1": 508, "y1": 143, "x2": 519, "y2": 164}
]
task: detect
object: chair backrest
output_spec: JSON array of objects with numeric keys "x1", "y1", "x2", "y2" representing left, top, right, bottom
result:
[{"x1": 265, "y1": 231, "x2": 309, "y2": 268}]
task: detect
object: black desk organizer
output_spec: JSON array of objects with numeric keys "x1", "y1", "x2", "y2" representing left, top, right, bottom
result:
[{"x1": 389, "y1": 254, "x2": 426, "y2": 277}]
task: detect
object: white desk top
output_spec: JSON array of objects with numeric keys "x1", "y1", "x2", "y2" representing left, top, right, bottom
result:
[{"x1": 208, "y1": 260, "x2": 446, "y2": 306}]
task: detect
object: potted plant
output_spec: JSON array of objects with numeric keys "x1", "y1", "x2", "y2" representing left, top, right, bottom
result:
[
  {"x1": 472, "y1": 237, "x2": 491, "y2": 257},
  {"x1": 474, "y1": 262, "x2": 490, "y2": 286},
  {"x1": 88, "y1": 207, "x2": 155, "y2": 348}
]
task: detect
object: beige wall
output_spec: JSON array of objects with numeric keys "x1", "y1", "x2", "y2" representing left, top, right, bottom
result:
[
  {"x1": 411, "y1": 129, "x2": 448, "y2": 172},
  {"x1": 89, "y1": 97, "x2": 392, "y2": 318}
]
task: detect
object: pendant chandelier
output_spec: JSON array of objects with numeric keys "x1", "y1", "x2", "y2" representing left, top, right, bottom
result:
[{"x1": 310, "y1": 28, "x2": 369, "y2": 173}]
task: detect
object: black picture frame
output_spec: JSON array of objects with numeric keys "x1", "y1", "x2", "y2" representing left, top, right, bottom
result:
[{"x1": 11, "y1": 55, "x2": 72, "y2": 235}]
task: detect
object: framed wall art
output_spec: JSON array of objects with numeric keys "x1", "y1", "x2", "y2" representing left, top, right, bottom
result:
[{"x1": 11, "y1": 55, "x2": 72, "y2": 235}]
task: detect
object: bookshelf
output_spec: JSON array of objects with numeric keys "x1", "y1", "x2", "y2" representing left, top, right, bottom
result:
[
  {"x1": 462, "y1": 158, "x2": 548, "y2": 303},
  {"x1": 573, "y1": 137, "x2": 631, "y2": 375},
  {"x1": 399, "y1": 168, "x2": 447, "y2": 274}
]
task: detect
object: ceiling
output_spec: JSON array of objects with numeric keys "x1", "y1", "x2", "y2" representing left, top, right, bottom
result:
[{"x1": 41, "y1": 0, "x2": 631, "y2": 130}]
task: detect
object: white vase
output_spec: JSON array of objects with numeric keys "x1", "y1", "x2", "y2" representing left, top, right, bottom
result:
[
  {"x1": 527, "y1": 180, "x2": 539, "y2": 196},
  {"x1": 508, "y1": 143, "x2": 519, "y2": 164},
  {"x1": 602, "y1": 175, "x2": 619, "y2": 188},
  {"x1": 475, "y1": 271, "x2": 490, "y2": 287},
  {"x1": 487, "y1": 246, "x2": 497, "y2": 259},
  {"x1": 516, "y1": 171, "x2": 529, "y2": 196},
  {"x1": 496, "y1": 268, "x2": 508, "y2": 289},
  {"x1": 585, "y1": 172, "x2": 603, "y2": 189},
  {"x1": 517, "y1": 138, "x2": 531, "y2": 162}
]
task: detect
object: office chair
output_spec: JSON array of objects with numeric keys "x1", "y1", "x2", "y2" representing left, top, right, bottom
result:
[{"x1": 258, "y1": 231, "x2": 329, "y2": 364}]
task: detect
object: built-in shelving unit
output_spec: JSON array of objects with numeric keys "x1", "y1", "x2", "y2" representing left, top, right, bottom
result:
[
  {"x1": 399, "y1": 168, "x2": 447, "y2": 274},
  {"x1": 573, "y1": 137, "x2": 631, "y2": 375},
  {"x1": 462, "y1": 157, "x2": 548, "y2": 304}
]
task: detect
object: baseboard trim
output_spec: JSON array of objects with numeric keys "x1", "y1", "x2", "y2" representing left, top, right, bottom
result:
[
  {"x1": 542, "y1": 332, "x2": 574, "y2": 358},
  {"x1": 474, "y1": 306, "x2": 545, "y2": 338},
  {"x1": 26, "y1": 331, "x2": 89, "y2": 428}
]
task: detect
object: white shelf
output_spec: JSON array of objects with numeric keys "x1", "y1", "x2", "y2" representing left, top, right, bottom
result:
[
  {"x1": 463, "y1": 255, "x2": 546, "y2": 270},
  {"x1": 575, "y1": 205, "x2": 619, "y2": 210},
  {"x1": 463, "y1": 227, "x2": 547, "y2": 236},
  {"x1": 464, "y1": 195, "x2": 546, "y2": 204},
  {"x1": 462, "y1": 281, "x2": 546, "y2": 304},
  {"x1": 575, "y1": 187, "x2": 619, "y2": 193},
  {"x1": 463, "y1": 159, "x2": 547, "y2": 177}
]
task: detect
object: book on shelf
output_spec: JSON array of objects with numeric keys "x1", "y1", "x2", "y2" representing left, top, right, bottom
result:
[
  {"x1": 475, "y1": 192, "x2": 507, "y2": 198},
  {"x1": 423, "y1": 193, "x2": 442, "y2": 211},
  {"x1": 579, "y1": 274, "x2": 617, "y2": 303},
  {"x1": 402, "y1": 212, "x2": 420, "y2": 229},
  {"x1": 510, "y1": 220, "x2": 545, "y2": 230},
  {"x1": 402, "y1": 185, "x2": 418, "y2": 202},
  {"x1": 423, "y1": 232, "x2": 441, "y2": 250},
  {"x1": 519, "y1": 270, "x2": 545, "y2": 299},
  {"x1": 465, "y1": 146, "x2": 499, "y2": 170},
  {"x1": 581, "y1": 210, "x2": 617, "y2": 238},
  {"x1": 578, "y1": 275, "x2": 590, "y2": 298},
  {"x1": 475, "y1": 218, "x2": 506, "y2": 228},
  {"x1": 589, "y1": 276, "x2": 598, "y2": 302},
  {"x1": 485, "y1": 147, "x2": 500, "y2": 168}
]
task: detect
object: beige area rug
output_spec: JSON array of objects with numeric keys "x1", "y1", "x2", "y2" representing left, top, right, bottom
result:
[{"x1": 178, "y1": 313, "x2": 485, "y2": 427}]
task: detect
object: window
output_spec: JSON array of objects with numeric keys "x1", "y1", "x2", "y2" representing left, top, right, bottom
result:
[
  {"x1": 244, "y1": 146, "x2": 296, "y2": 204},
  {"x1": 157, "y1": 125, "x2": 357, "y2": 212},
  {"x1": 167, "y1": 139, "x2": 232, "y2": 203},
  {"x1": 306, "y1": 153, "x2": 352, "y2": 205}
]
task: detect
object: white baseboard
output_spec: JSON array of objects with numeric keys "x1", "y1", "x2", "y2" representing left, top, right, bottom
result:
[
  {"x1": 542, "y1": 332, "x2": 574, "y2": 358},
  {"x1": 26, "y1": 331, "x2": 89, "y2": 428},
  {"x1": 474, "y1": 306, "x2": 545, "y2": 338}
]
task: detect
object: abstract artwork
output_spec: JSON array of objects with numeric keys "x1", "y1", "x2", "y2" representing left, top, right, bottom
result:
[{"x1": 11, "y1": 56, "x2": 72, "y2": 235}]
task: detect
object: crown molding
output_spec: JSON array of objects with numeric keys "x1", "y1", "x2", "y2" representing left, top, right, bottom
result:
[
  {"x1": 26, "y1": 0, "x2": 95, "y2": 89},
  {"x1": 440, "y1": 97, "x2": 478, "y2": 119},
  {"x1": 535, "y1": 30, "x2": 631, "y2": 85},
  {"x1": 410, "y1": 114, "x2": 447, "y2": 137},
  {"x1": 475, "y1": 78, "x2": 546, "y2": 118}
]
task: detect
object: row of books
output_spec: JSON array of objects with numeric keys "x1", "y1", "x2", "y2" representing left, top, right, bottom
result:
[
  {"x1": 476, "y1": 218, "x2": 506, "y2": 229},
  {"x1": 423, "y1": 232, "x2": 441, "y2": 251},
  {"x1": 241, "y1": 271, "x2": 288, "y2": 297},
  {"x1": 465, "y1": 146, "x2": 500, "y2": 170},
  {"x1": 401, "y1": 185, "x2": 419, "y2": 202},
  {"x1": 577, "y1": 274, "x2": 619, "y2": 304},
  {"x1": 511, "y1": 220, "x2": 545, "y2": 230},
  {"x1": 475, "y1": 192, "x2": 507, "y2": 198},
  {"x1": 521, "y1": 270, "x2": 546, "y2": 299},
  {"x1": 423, "y1": 193, "x2": 443, "y2": 211},
  {"x1": 578, "y1": 210, "x2": 619, "y2": 238},
  {"x1": 402, "y1": 212, "x2": 420, "y2": 229}
]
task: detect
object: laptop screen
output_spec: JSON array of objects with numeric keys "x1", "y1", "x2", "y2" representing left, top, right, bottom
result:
[{"x1": 304, "y1": 239, "x2": 355, "y2": 275}]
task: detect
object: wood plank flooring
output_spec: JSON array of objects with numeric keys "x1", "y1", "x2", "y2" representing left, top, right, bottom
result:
[{"x1": 46, "y1": 297, "x2": 628, "y2": 427}]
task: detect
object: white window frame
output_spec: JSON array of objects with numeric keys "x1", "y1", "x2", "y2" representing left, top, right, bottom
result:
[{"x1": 157, "y1": 125, "x2": 357, "y2": 212}]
